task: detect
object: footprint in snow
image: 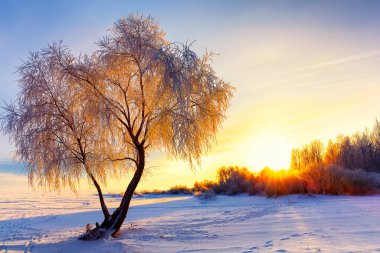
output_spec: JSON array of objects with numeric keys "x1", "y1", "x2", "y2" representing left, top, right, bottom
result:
[
  {"x1": 280, "y1": 237, "x2": 289, "y2": 241},
  {"x1": 159, "y1": 234, "x2": 176, "y2": 239},
  {"x1": 274, "y1": 250, "x2": 288, "y2": 252},
  {"x1": 263, "y1": 241, "x2": 273, "y2": 247}
]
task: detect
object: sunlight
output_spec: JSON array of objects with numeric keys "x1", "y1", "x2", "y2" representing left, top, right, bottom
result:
[{"x1": 244, "y1": 133, "x2": 292, "y2": 171}]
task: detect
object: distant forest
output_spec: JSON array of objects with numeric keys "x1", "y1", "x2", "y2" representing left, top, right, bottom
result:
[
  {"x1": 291, "y1": 120, "x2": 380, "y2": 173},
  {"x1": 147, "y1": 120, "x2": 380, "y2": 197}
]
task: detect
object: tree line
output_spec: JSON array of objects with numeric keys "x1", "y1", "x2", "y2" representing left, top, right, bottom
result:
[
  {"x1": 168, "y1": 164, "x2": 379, "y2": 197},
  {"x1": 162, "y1": 121, "x2": 380, "y2": 197},
  {"x1": 291, "y1": 120, "x2": 380, "y2": 172}
]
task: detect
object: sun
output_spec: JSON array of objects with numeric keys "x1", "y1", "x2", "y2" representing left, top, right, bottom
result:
[{"x1": 243, "y1": 133, "x2": 293, "y2": 171}]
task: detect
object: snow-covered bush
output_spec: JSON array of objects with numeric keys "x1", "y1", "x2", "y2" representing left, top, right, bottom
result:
[
  {"x1": 214, "y1": 166, "x2": 255, "y2": 195},
  {"x1": 301, "y1": 164, "x2": 378, "y2": 195}
]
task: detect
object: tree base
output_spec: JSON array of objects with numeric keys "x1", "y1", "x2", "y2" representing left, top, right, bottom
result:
[
  {"x1": 79, "y1": 223, "x2": 107, "y2": 241},
  {"x1": 78, "y1": 208, "x2": 121, "y2": 240}
]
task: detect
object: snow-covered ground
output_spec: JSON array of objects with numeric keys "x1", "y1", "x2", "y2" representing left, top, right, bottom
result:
[{"x1": 0, "y1": 192, "x2": 379, "y2": 253}]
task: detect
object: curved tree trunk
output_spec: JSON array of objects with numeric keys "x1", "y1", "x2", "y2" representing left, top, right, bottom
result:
[
  {"x1": 78, "y1": 138, "x2": 110, "y2": 220},
  {"x1": 79, "y1": 145, "x2": 145, "y2": 240},
  {"x1": 89, "y1": 173, "x2": 110, "y2": 219},
  {"x1": 83, "y1": 164, "x2": 110, "y2": 219},
  {"x1": 109, "y1": 144, "x2": 145, "y2": 236}
]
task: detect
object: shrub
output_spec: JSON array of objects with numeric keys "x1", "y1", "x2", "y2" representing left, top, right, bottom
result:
[
  {"x1": 140, "y1": 189, "x2": 167, "y2": 195},
  {"x1": 255, "y1": 168, "x2": 307, "y2": 197},
  {"x1": 340, "y1": 169, "x2": 378, "y2": 195},
  {"x1": 214, "y1": 166, "x2": 254, "y2": 195},
  {"x1": 167, "y1": 185, "x2": 192, "y2": 195},
  {"x1": 193, "y1": 180, "x2": 217, "y2": 192},
  {"x1": 194, "y1": 190, "x2": 216, "y2": 200},
  {"x1": 301, "y1": 164, "x2": 378, "y2": 195}
]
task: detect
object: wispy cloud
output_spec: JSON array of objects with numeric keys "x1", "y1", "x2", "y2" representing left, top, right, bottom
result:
[{"x1": 289, "y1": 50, "x2": 380, "y2": 74}]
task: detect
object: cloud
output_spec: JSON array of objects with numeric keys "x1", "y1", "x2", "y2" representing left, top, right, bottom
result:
[{"x1": 289, "y1": 50, "x2": 380, "y2": 74}]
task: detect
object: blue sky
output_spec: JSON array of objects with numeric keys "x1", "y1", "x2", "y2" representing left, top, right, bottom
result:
[{"x1": 1, "y1": 0, "x2": 380, "y2": 191}]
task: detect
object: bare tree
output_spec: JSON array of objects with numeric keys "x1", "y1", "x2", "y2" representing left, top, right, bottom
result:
[
  {"x1": 290, "y1": 140, "x2": 324, "y2": 170},
  {"x1": 2, "y1": 14, "x2": 234, "y2": 239},
  {"x1": 290, "y1": 148, "x2": 302, "y2": 170},
  {"x1": 324, "y1": 139, "x2": 340, "y2": 166},
  {"x1": 371, "y1": 119, "x2": 380, "y2": 171},
  {"x1": 291, "y1": 120, "x2": 380, "y2": 174},
  {"x1": 352, "y1": 131, "x2": 373, "y2": 172},
  {"x1": 308, "y1": 140, "x2": 324, "y2": 164}
]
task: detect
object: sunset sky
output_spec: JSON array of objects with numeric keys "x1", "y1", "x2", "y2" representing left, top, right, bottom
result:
[{"x1": 1, "y1": 0, "x2": 380, "y2": 192}]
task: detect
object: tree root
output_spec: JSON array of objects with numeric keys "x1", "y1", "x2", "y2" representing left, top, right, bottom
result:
[{"x1": 78, "y1": 222, "x2": 107, "y2": 241}]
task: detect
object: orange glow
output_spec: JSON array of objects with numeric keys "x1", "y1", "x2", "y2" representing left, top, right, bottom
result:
[
  {"x1": 243, "y1": 133, "x2": 293, "y2": 171},
  {"x1": 257, "y1": 167, "x2": 299, "y2": 179}
]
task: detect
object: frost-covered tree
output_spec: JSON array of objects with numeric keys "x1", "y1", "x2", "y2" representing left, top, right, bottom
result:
[
  {"x1": 290, "y1": 148, "x2": 302, "y2": 170},
  {"x1": 289, "y1": 121, "x2": 380, "y2": 173},
  {"x1": 1, "y1": 14, "x2": 234, "y2": 239},
  {"x1": 289, "y1": 140, "x2": 324, "y2": 170},
  {"x1": 370, "y1": 120, "x2": 380, "y2": 169}
]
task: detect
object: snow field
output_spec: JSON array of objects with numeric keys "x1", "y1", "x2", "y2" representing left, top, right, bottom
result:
[{"x1": 0, "y1": 192, "x2": 379, "y2": 253}]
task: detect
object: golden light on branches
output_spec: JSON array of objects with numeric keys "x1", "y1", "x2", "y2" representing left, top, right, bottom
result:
[{"x1": 1, "y1": 14, "x2": 234, "y2": 238}]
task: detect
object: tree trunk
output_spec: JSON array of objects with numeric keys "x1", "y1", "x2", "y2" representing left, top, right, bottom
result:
[
  {"x1": 90, "y1": 173, "x2": 110, "y2": 219},
  {"x1": 84, "y1": 164, "x2": 110, "y2": 219},
  {"x1": 109, "y1": 144, "x2": 145, "y2": 236},
  {"x1": 79, "y1": 145, "x2": 145, "y2": 240}
]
